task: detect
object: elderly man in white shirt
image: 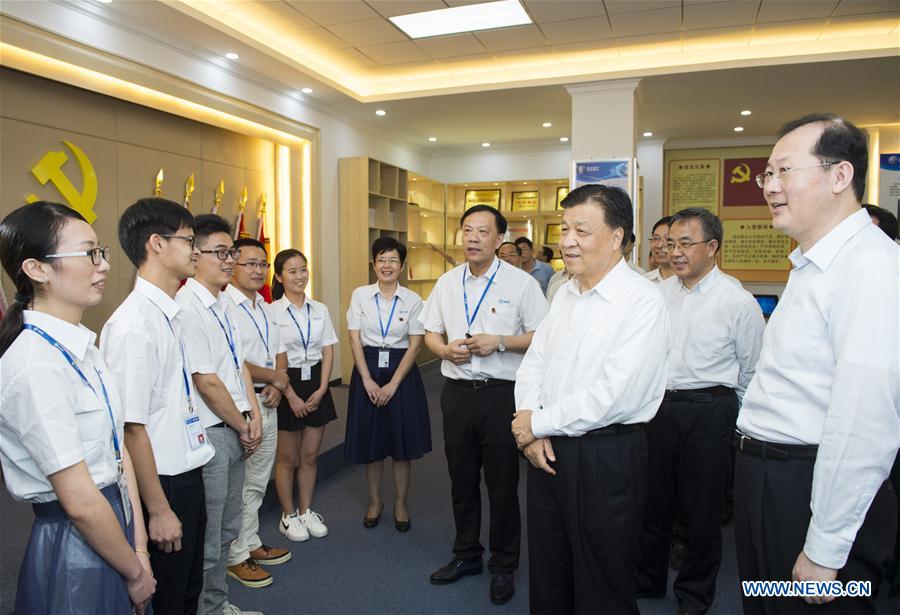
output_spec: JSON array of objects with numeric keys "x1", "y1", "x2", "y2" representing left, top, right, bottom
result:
[
  {"x1": 735, "y1": 114, "x2": 899, "y2": 614},
  {"x1": 511, "y1": 184, "x2": 669, "y2": 615},
  {"x1": 635, "y1": 207, "x2": 765, "y2": 615}
]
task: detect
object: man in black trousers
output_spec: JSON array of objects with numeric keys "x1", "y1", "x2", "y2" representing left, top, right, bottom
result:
[{"x1": 421, "y1": 205, "x2": 547, "y2": 606}]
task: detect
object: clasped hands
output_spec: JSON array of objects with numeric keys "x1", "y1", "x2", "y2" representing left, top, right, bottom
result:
[
  {"x1": 362, "y1": 377, "x2": 399, "y2": 407},
  {"x1": 443, "y1": 334, "x2": 501, "y2": 364},
  {"x1": 512, "y1": 409, "x2": 557, "y2": 476}
]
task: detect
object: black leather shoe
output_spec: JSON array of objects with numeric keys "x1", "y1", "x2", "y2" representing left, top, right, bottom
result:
[
  {"x1": 490, "y1": 573, "x2": 514, "y2": 604},
  {"x1": 394, "y1": 516, "x2": 411, "y2": 532},
  {"x1": 363, "y1": 503, "x2": 383, "y2": 529},
  {"x1": 429, "y1": 558, "x2": 483, "y2": 585}
]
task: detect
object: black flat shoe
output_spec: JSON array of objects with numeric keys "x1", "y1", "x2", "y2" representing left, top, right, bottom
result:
[
  {"x1": 363, "y1": 503, "x2": 383, "y2": 529},
  {"x1": 490, "y1": 573, "x2": 514, "y2": 604},
  {"x1": 394, "y1": 515, "x2": 411, "y2": 532},
  {"x1": 429, "y1": 558, "x2": 483, "y2": 585}
]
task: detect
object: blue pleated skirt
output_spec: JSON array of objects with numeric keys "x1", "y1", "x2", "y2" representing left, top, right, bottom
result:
[
  {"x1": 343, "y1": 346, "x2": 432, "y2": 464},
  {"x1": 16, "y1": 483, "x2": 138, "y2": 615}
]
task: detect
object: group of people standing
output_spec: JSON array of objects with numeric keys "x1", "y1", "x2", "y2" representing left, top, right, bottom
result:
[{"x1": 0, "y1": 112, "x2": 897, "y2": 615}]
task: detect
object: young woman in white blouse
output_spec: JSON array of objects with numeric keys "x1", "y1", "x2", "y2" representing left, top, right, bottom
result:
[
  {"x1": 0, "y1": 201, "x2": 155, "y2": 614},
  {"x1": 270, "y1": 249, "x2": 338, "y2": 541},
  {"x1": 344, "y1": 237, "x2": 431, "y2": 531}
]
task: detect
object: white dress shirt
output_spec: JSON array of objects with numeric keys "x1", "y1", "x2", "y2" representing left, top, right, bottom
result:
[
  {"x1": 101, "y1": 277, "x2": 215, "y2": 475},
  {"x1": 628, "y1": 260, "x2": 647, "y2": 275},
  {"x1": 516, "y1": 259, "x2": 669, "y2": 438},
  {"x1": 643, "y1": 268, "x2": 664, "y2": 283},
  {"x1": 420, "y1": 257, "x2": 548, "y2": 381},
  {"x1": 347, "y1": 283, "x2": 424, "y2": 348},
  {"x1": 661, "y1": 266, "x2": 765, "y2": 401},
  {"x1": 271, "y1": 296, "x2": 338, "y2": 367},
  {"x1": 738, "y1": 208, "x2": 900, "y2": 569},
  {"x1": 176, "y1": 278, "x2": 250, "y2": 428},
  {"x1": 223, "y1": 285, "x2": 284, "y2": 383},
  {"x1": 1, "y1": 312, "x2": 124, "y2": 502}
]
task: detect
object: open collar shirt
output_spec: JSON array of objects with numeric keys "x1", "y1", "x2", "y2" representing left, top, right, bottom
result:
[
  {"x1": 271, "y1": 296, "x2": 338, "y2": 367},
  {"x1": 737, "y1": 208, "x2": 900, "y2": 569},
  {"x1": 223, "y1": 285, "x2": 284, "y2": 383},
  {"x1": 515, "y1": 259, "x2": 669, "y2": 438},
  {"x1": 347, "y1": 283, "x2": 424, "y2": 349}
]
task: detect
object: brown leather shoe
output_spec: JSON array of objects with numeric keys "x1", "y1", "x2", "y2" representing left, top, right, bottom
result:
[
  {"x1": 226, "y1": 558, "x2": 273, "y2": 588},
  {"x1": 250, "y1": 545, "x2": 292, "y2": 565}
]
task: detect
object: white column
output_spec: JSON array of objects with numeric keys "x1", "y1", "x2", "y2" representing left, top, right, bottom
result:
[{"x1": 565, "y1": 78, "x2": 640, "y2": 162}]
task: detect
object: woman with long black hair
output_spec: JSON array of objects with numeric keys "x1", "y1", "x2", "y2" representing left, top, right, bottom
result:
[{"x1": 0, "y1": 201, "x2": 155, "y2": 614}]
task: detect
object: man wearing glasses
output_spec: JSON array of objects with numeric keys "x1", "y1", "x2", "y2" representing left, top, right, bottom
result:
[
  {"x1": 222, "y1": 238, "x2": 292, "y2": 588},
  {"x1": 176, "y1": 214, "x2": 264, "y2": 615},
  {"x1": 736, "y1": 114, "x2": 898, "y2": 613},
  {"x1": 101, "y1": 198, "x2": 214, "y2": 615},
  {"x1": 636, "y1": 207, "x2": 764, "y2": 614}
]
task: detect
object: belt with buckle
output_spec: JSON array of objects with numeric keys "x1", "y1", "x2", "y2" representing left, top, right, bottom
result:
[
  {"x1": 664, "y1": 385, "x2": 734, "y2": 403},
  {"x1": 447, "y1": 377, "x2": 514, "y2": 389},
  {"x1": 586, "y1": 423, "x2": 646, "y2": 436},
  {"x1": 735, "y1": 432, "x2": 818, "y2": 461}
]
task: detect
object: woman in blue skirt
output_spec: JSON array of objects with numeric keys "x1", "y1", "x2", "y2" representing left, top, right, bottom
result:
[
  {"x1": 0, "y1": 202, "x2": 155, "y2": 614},
  {"x1": 344, "y1": 236, "x2": 431, "y2": 531}
]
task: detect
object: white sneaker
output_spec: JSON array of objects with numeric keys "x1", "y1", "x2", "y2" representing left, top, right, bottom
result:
[
  {"x1": 223, "y1": 602, "x2": 263, "y2": 615},
  {"x1": 279, "y1": 511, "x2": 309, "y2": 542},
  {"x1": 299, "y1": 508, "x2": 328, "y2": 538}
]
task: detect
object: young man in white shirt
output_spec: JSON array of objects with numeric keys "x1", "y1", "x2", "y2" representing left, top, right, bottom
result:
[
  {"x1": 736, "y1": 114, "x2": 899, "y2": 614},
  {"x1": 635, "y1": 207, "x2": 765, "y2": 615},
  {"x1": 643, "y1": 216, "x2": 675, "y2": 283},
  {"x1": 176, "y1": 214, "x2": 263, "y2": 615},
  {"x1": 515, "y1": 236, "x2": 554, "y2": 296},
  {"x1": 421, "y1": 205, "x2": 548, "y2": 605},
  {"x1": 101, "y1": 197, "x2": 215, "y2": 615},
  {"x1": 511, "y1": 184, "x2": 669, "y2": 614},
  {"x1": 222, "y1": 238, "x2": 292, "y2": 588}
]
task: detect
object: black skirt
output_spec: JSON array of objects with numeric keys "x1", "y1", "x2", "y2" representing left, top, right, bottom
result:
[
  {"x1": 277, "y1": 362, "x2": 337, "y2": 431},
  {"x1": 344, "y1": 346, "x2": 431, "y2": 464}
]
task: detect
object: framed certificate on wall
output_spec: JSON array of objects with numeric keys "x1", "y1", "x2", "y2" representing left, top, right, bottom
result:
[
  {"x1": 511, "y1": 190, "x2": 539, "y2": 211},
  {"x1": 464, "y1": 189, "x2": 501, "y2": 210},
  {"x1": 545, "y1": 223, "x2": 561, "y2": 245}
]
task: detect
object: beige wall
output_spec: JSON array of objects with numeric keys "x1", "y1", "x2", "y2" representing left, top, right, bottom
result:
[{"x1": 0, "y1": 68, "x2": 276, "y2": 333}]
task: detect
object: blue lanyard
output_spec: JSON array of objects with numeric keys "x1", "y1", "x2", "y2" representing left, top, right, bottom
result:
[
  {"x1": 374, "y1": 294, "x2": 398, "y2": 348},
  {"x1": 209, "y1": 306, "x2": 240, "y2": 373},
  {"x1": 163, "y1": 317, "x2": 196, "y2": 413},
  {"x1": 239, "y1": 302, "x2": 270, "y2": 356},
  {"x1": 463, "y1": 260, "x2": 501, "y2": 333},
  {"x1": 287, "y1": 303, "x2": 311, "y2": 359},
  {"x1": 23, "y1": 324, "x2": 122, "y2": 467}
]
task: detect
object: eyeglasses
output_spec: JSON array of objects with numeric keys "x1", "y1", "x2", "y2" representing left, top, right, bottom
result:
[
  {"x1": 45, "y1": 246, "x2": 111, "y2": 266},
  {"x1": 199, "y1": 247, "x2": 241, "y2": 261},
  {"x1": 665, "y1": 239, "x2": 712, "y2": 252},
  {"x1": 374, "y1": 257, "x2": 401, "y2": 266},
  {"x1": 236, "y1": 261, "x2": 270, "y2": 270},
  {"x1": 160, "y1": 234, "x2": 195, "y2": 249},
  {"x1": 755, "y1": 162, "x2": 838, "y2": 189}
]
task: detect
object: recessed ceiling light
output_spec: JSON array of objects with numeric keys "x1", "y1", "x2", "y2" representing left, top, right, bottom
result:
[
  {"x1": 740, "y1": 109, "x2": 752, "y2": 116},
  {"x1": 642, "y1": 131, "x2": 653, "y2": 137},
  {"x1": 375, "y1": 109, "x2": 387, "y2": 116},
  {"x1": 494, "y1": 182, "x2": 499, "y2": 186},
  {"x1": 95, "y1": 0, "x2": 112, "y2": 3},
  {"x1": 428, "y1": 136, "x2": 437, "y2": 142},
  {"x1": 390, "y1": 0, "x2": 531, "y2": 39},
  {"x1": 542, "y1": 122, "x2": 552, "y2": 128},
  {"x1": 481, "y1": 142, "x2": 491, "y2": 148},
  {"x1": 734, "y1": 126, "x2": 744, "y2": 132},
  {"x1": 301, "y1": 87, "x2": 313, "y2": 94},
  {"x1": 225, "y1": 52, "x2": 239, "y2": 60},
  {"x1": 412, "y1": 178, "x2": 418, "y2": 181},
  {"x1": 523, "y1": 182, "x2": 528, "y2": 185},
  {"x1": 559, "y1": 137, "x2": 569, "y2": 142}
]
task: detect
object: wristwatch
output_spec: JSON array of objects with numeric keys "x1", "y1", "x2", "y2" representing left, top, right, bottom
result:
[{"x1": 497, "y1": 335, "x2": 506, "y2": 353}]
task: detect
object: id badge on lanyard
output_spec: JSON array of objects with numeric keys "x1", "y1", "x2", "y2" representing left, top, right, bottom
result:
[
  {"x1": 301, "y1": 364, "x2": 312, "y2": 381},
  {"x1": 167, "y1": 318, "x2": 209, "y2": 452},
  {"x1": 289, "y1": 303, "x2": 313, "y2": 381},
  {"x1": 375, "y1": 294, "x2": 398, "y2": 370}
]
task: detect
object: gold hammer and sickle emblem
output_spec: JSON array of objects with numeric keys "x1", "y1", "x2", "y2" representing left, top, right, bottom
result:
[
  {"x1": 25, "y1": 140, "x2": 98, "y2": 223},
  {"x1": 730, "y1": 163, "x2": 751, "y2": 184}
]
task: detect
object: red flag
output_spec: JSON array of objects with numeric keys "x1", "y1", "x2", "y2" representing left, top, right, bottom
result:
[{"x1": 257, "y1": 212, "x2": 272, "y2": 303}]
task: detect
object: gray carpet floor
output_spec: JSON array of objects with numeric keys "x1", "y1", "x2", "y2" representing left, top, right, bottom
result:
[{"x1": 2, "y1": 362, "x2": 897, "y2": 614}]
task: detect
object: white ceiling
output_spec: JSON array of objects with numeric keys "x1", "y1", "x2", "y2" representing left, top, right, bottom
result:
[{"x1": 0, "y1": 0, "x2": 897, "y2": 151}]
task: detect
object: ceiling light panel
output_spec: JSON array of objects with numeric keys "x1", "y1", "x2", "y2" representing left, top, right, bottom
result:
[{"x1": 390, "y1": 0, "x2": 532, "y2": 39}]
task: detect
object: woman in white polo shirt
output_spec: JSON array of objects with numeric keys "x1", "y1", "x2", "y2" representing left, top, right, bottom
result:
[
  {"x1": 271, "y1": 248, "x2": 338, "y2": 542},
  {"x1": 344, "y1": 236, "x2": 431, "y2": 531},
  {"x1": 0, "y1": 202, "x2": 155, "y2": 614}
]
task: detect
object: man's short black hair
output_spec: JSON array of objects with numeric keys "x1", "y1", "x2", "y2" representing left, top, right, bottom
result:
[
  {"x1": 669, "y1": 207, "x2": 724, "y2": 254},
  {"x1": 193, "y1": 214, "x2": 232, "y2": 247},
  {"x1": 863, "y1": 204, "x2": 899, "y2": 240},
  {"x1": 499, "y1": 241, "x2": 522, "y2": 255},
  {"x1": 514, "y1": 236, "x2": 533, "y2": 249},
  {"x1": 372, "y1": 235, "x2": 407, "y2": 265},
  {"x1": 233, "y1": 237, "x2": 266, "y2": 255},
  {"x1": 118, "y1": 198, "x2": 194, "y2": 267},
  {"x1": 540, "y1": 246, "x2": 553, "y2": 261},
  {"x1": 460, "y1": 204, "x2": 507, "y2": 235},
  {"x1": 778, "y1": 113, "x2": 868, "y2": 202},
  {"x1": 652, "y1": 216, "x2": 673, "y2": 234},
  {"x1": 560, "y1": 184, "x2": 633, "y2": 240}
]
